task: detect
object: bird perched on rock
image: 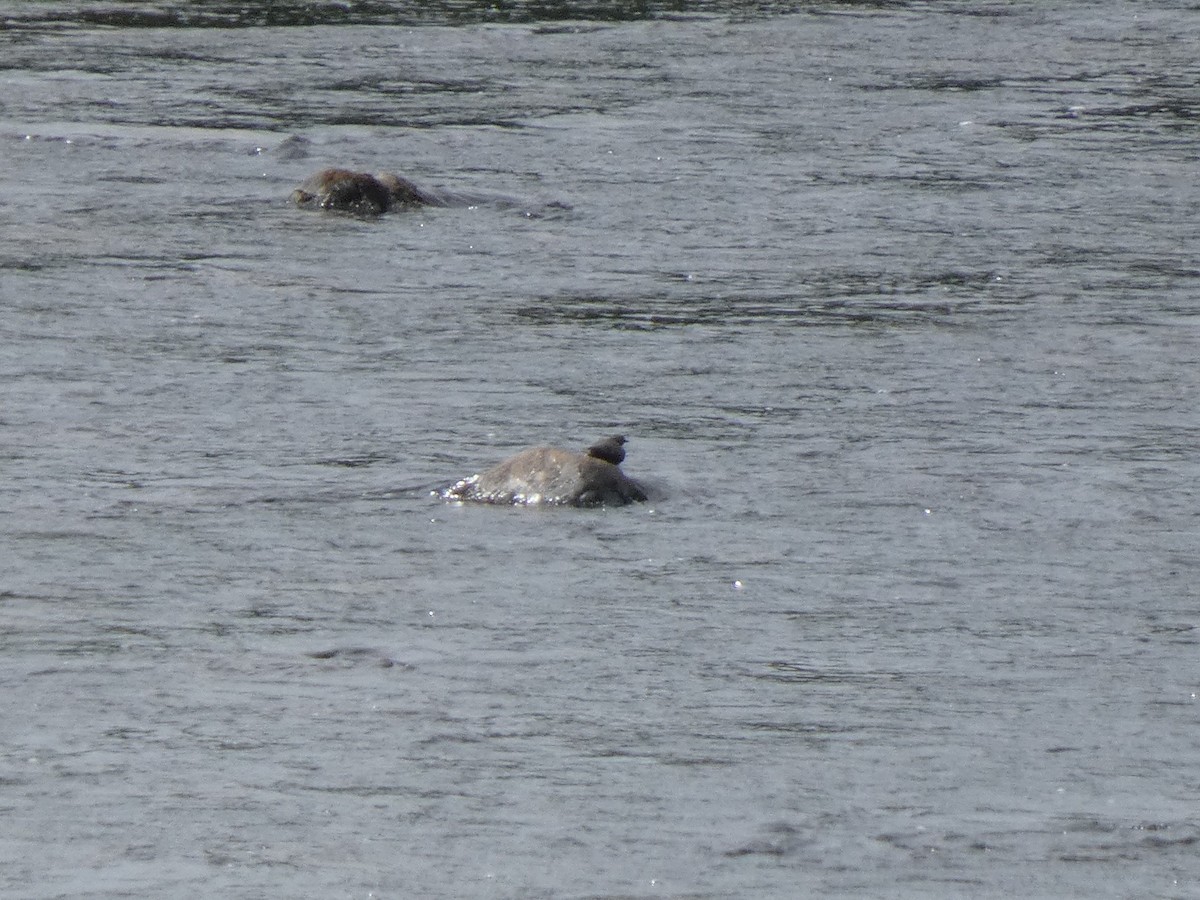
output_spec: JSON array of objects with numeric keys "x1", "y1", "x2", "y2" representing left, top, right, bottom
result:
[
  {"x1": 441, "y1": 435, "x2": 646, "y2": 507},
  {"x1": 586, "y1": 435, "x2": 627, "y2": 466}
]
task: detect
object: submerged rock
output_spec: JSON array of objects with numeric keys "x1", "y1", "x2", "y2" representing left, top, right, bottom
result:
[
  {"x1": 290, "y1": 167, "x2": 443, "y2": 215},
  {"x1": 441, "y1": 435, "x2": 648, "y2": 507}
]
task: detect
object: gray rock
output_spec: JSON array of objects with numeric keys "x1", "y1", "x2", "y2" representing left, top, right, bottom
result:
[{"x1": 442, "y1": 437, "x2": 648, "y2": 507}]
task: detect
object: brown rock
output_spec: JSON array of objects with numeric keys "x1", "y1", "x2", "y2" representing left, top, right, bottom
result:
[{"x1": 290, "y1": 168, "x2": 441, "y2": 214}]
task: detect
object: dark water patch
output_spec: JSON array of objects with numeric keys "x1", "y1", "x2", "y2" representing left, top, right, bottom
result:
[
  {"x1": 1051, "y1": 817, "x2": 1200, "y2": 863},
  {"x1": 239, "y1": 604, "x2": 320, "y2": 625},
  {"x1": 872, "y1": 74, "x2": 1012, "y2": 93},
  {"x1": 880, "y1": 69, "x2": 1184, "y2": 98},
  {"x1": 94, "y1": 172, "x2": 170, "y2": 185},
  {"x1": 0, "y1": 0, "x2": 831, "y2": 30},
  {"x1": 515, "y1": 283, "x2": 1012, "y2": 330},
  {"x1": 52, "y1": 637, "x2": 128, "y2": 657},
  {"x1": 1063, "y1": 99, "x2": 1200, "y2": 130},
  {"x1": 1142, "y1": 621, "x2": 1195, "y2": 638},
  {"x1": 0, "y1": 257, "x2": 52, "y2": 272},
  {"x1": 875, "y1": 827, "x2": 1015, "y2": 860},
  {"x1": 869, "y1": 172, "x2": 1008, "y2": 192},
  {"x1": 326, "y1": 75, "x2": 492, "y2": 96},
  {"x1": 808, "y1": 1, "x2": 927, "y2": 16},
  {"x1": 656, "y1": 754, "x2": 736, "y2": 767},
  {"x1": 313, "y1": 451, "x2": 394, "y2": 469},
  {"x1": 753, "y1": 661, "x2": 901, "y2": 685},
  {"x1": 286, "y1": 782, "x2": 421, "y2": 797},
  {"x1": 304, "y1": 646, "x2": 407, "y2": 668},
  {"x1": 725, "y1": 822, "x2": 807, "y2": 858},
  {"x1": 741, "y1": 718, "x2": 859, "y2": 737}
]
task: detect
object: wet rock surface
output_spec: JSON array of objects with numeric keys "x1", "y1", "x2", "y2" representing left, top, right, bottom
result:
[{"x1": 442, "y1": 436, "x2": 647, "y2": 506}]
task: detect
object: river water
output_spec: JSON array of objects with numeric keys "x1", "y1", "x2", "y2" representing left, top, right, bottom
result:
[{"x1": 2, "y1": 1, "x2": 1198, "y2": 897}]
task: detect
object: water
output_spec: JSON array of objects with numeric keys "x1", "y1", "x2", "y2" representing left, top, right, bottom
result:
[{"x1": 2, "y1": 1, "x2": 1199, "y2": 897}]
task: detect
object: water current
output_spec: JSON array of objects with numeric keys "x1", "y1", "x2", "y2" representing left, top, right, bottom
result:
[{"x1": 2, "y1": 2, "x2": 1199, "y2": 897}]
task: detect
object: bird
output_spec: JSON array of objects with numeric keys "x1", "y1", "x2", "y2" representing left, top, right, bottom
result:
[{"x1": 585, "y1": 435, "x2": 627, "y2": 466}]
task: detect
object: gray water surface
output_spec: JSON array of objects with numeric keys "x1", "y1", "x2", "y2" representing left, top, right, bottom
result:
[{"x1": 2, "y1": 2, "x2": 1199, "y2": 898}]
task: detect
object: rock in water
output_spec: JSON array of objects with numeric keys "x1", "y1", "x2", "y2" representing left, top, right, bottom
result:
[
  {"x1": 290, "y1": 168, "x2": 442, "y2": 214},
  {"x1": 442, "y1": 437, "x2": 648, "y2": 507}
]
